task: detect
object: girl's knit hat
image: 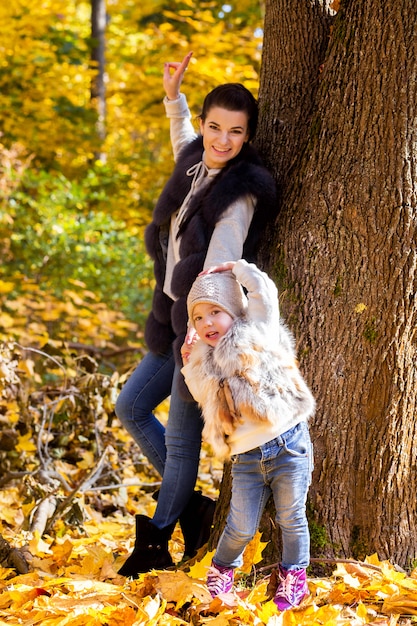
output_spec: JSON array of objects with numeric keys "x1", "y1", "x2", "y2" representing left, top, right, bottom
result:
[{"x1": 187, "y1": 270, "x2": 247, "y2": 326}]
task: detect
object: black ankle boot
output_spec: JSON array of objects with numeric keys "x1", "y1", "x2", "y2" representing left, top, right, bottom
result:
[
  {"x1": 118, "y1": 514, "x2": 174, "y2": 578},
  {"x1": 179, "y1": 491, "x2": 216, "y2": 559}
]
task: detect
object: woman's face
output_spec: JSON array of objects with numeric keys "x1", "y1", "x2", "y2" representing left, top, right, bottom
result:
[{"x1": 200, "y1": 106, "x2": 250, "y2": 169}]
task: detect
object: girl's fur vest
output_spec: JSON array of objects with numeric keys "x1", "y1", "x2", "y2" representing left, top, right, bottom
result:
[
  {"x1": 183, "y1": 316, "x2": 316, "y2": 460},
  {"x1": 144, "y1": 136, "x2": 277, "y2": 361}
]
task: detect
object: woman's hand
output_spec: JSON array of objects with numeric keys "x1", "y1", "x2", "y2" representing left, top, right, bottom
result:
[
  {"x1": 180, "y1": 342, "x2": 191, "y2": 364},
  {"x1": 199, "y1": 261, "x2": 236, "y2": 275},
  {"x1": 163, "y1": 51, "x2": 193, "y2": 101},
  {"x1": 181, "y1": 326, "x2": 199, "y2": 364}
]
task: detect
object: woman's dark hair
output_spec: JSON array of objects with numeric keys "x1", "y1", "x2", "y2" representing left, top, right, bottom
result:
[{"x1": 200, "y1": 83, "x2": 259, "y2": 141}]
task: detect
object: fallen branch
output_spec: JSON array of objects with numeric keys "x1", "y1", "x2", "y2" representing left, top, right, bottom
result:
[
  {"x1": 65, "y1": 342, "x2": 145, "y2": 358},
  {"x1": 83, "y1": 481, "x2": 161, "y2": 493},
  {"x1": 0, "y1": 470, "x2": 35, "y2": 489},
  {"x1": 78, "y1": 445, "x2": 114, "y2": 493},
  {"x1": 36, "y1": 401, "x2": 72, "y2": 492},
  {"x1": 44, "y1": 445, "x2": 114, "y2": 534},
  {"x1": 30, "y1": 495, "x2": 58, "y2": 535}
]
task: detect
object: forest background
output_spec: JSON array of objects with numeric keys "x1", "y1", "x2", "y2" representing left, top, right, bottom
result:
[
  {"x1": 1, "y1": 0, "x2": 417, "y2": 624},
  {"x1": 0, "y1": 0, "x2": 261, "y2": 546}
]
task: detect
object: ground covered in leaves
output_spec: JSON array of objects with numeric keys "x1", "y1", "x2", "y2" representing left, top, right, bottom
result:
[
  {"x1": 2, "y1": 506, "x2": 417, "y2": 625},
  {"x1": 2, "y1": 343, "x2": 417, "y2": 624}
]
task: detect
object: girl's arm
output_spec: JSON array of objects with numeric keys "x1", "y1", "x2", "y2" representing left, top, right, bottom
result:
[
  {"x1": 202, "y1": 259, "x2": 280, "y2": 327},
  {"x1": 233, "y1": 260, "x2": 280, "y2": 326}
]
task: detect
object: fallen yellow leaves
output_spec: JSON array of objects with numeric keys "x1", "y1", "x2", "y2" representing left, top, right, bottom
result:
[
  {"x1": 0, "y1": 519, "x2": 416, "y2": 626},
  {"x1": 0, "y1": 343, "x2": 415, "y2": 624}
]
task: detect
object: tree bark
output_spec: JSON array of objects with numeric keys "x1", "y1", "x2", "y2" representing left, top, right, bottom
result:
[
  {"x1": 91, "y1": 0, "x2": 107, "y2": 160},
  {"x1": 256, "y1": 0, "x2": 417, "y2": 567},
  {"x1": 256, "y1": 0, "x2": 332, "y2": 186}
]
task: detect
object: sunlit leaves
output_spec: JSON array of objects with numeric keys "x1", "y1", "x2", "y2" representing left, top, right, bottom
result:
[
  {"x1": 0, "y1": 1, "x2": 96, "y2": 167},
  {"x1": 0, "y1": 0, "x2": 263, "y2": 178},
  {"x1": 0, "y1": 0, "x2": 264, "y2": 356},
  {"x1": 1, "y1": 536, "x2": 417, "y2": 624},
  {"x1": 1, "y1": 343, "x2": 417, "y2": 623}
]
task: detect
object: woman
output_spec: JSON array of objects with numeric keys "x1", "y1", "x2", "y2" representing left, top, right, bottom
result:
[{"x1": 116, "y1": 52, "x2": 277, "y2": 577}]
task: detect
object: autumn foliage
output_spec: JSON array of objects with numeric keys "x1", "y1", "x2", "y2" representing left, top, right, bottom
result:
[{"x1": 1, "y1": 0, "x2": 417, "y2": 623}]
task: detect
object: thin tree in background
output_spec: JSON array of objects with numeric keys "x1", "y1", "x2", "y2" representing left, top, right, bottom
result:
[{"x1": 91, "y1": 0, "x2": 107, "y2": 161}]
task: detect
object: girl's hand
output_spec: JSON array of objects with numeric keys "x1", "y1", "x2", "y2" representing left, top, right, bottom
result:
[
  {"x1": 163, "y1": 51, "x2": 193, "y2": 101},
  {"x1": 199, "y1": 261, "x2": 236, "y2": 275}
]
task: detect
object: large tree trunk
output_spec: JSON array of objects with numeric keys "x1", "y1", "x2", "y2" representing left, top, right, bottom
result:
[
  {"x1": 256, "y1": 0, "x2": 332, "y2": 186},
  {"x1": 210, "y1": 0, "x2": 334, "y2": 565},
  {"x1": 255, "y1": 0, "x2": 417, "y2": 567}
]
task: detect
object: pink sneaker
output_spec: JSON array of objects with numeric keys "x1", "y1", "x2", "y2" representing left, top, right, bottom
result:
[
  {"x1": 274, "y1": 566, "x2": 308, "y2": 611},
  {"x1": 206, "y1": 561, "x2": 234, "y2": 597}
]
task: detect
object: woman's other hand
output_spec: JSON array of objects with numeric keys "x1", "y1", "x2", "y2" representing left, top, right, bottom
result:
[
  {"x1": 181, "y1": 326, "x2": 199, "y2": 363},
  {"x1": 181, "y1": 335, "x2": 197, "y2": 364}
]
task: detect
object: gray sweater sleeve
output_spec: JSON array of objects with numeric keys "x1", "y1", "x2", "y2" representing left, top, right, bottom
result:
[
  {"x1": 163, "y1": 93, "x2": 197, "y2": 161},
  {"x1": 203, "y1": 196, "x2": 255, "y2": 269},
  {"x1": 233, "y1": 259, "x2": 280, "y2": 328}
]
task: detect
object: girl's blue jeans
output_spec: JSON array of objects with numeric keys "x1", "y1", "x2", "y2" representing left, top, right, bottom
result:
[
  {"x1": 214, "y1": 421, "x2": 313, "y2": 571},
  {"x1": 115, "y1": 349, "x2": 204, "y2": 530}
]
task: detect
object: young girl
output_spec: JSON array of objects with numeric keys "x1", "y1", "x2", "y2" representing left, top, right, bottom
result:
[
  {"x1": 116, "y1": 54, "x2": 277, "y2": 577},
  {"x1": 181, "y1": 260, "x2": 315, "y2": 610}
]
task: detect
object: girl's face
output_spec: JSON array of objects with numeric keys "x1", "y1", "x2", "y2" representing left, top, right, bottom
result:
[
  {"x1": 200, "y1": 106, "x2": 250, "y2": 169},
  {"x1": 192, "y1": 302, "x2": 234, "y2": 347}
]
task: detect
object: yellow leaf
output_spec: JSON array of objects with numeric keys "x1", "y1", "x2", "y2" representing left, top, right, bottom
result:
[
  {"x1": 0, "y1": 281, "x2": 14, "y2": 293},
  {"x1": 28, "y1": 532, "x2": 54, "y2": 556},
  {"x1": 241, "y1": 530, "x2": 268, "y2": 573},
  {"x1": 5, "y1": 400, "x2": 20, "y2": 423},
  {"x1": 254, "y1": 599, "x2": 277, "y2": 624},
  {"x1": 246, "y1": 579, "x2": 270, "y2": 604},
  {"x1": 51, "y1": 539, "x2": 73, "y2": 564},
  {"x1": 155, "y1": 570, "x2": 212, "y2": 606},
  {"x1": 15, "y1": 431, "x2": 36, "y2": 453},
  {"x1": 17, "y1": 358, "x2": 36, "y2": 377},
  {"x1": 0, "y1": 312, "x2": 15, "y2": 328},
  {"x1": 77, "y1": 450, "x2": 95, "y2": 469},
  {"x1": 0, "y1": 504, "x2": 24, "y2": 526},
  {"x1": 188, "y1": 548, "x2": 215, "y2": 580},
  {"x1": 21, "y1": 500, "x2": 36, "y2": 518},
  {"x1": 355, "y1": 302, "x2": 367, "y2": 313},
  {"x1": 356, "y1": 601, "x2": 368, "y2": 619},
  {"x1": 382, "y1": 593, "x2": 417, "y2": 615},
  {"x1": 142, "y1": 594, "x2": 166, "y2": 624}
]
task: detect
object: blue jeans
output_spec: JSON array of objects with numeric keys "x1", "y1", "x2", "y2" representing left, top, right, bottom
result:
[
  {"x1": 214, "y1": 422, "x2": 313, "y2": 570},
  {"x1": 115, "y1": 349, "x2": 204, "y2": 529}
]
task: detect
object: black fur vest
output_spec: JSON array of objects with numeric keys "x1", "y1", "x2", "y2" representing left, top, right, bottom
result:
[{"x1": 144, "y1": 136, "x2": 277, "y2": 361}]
